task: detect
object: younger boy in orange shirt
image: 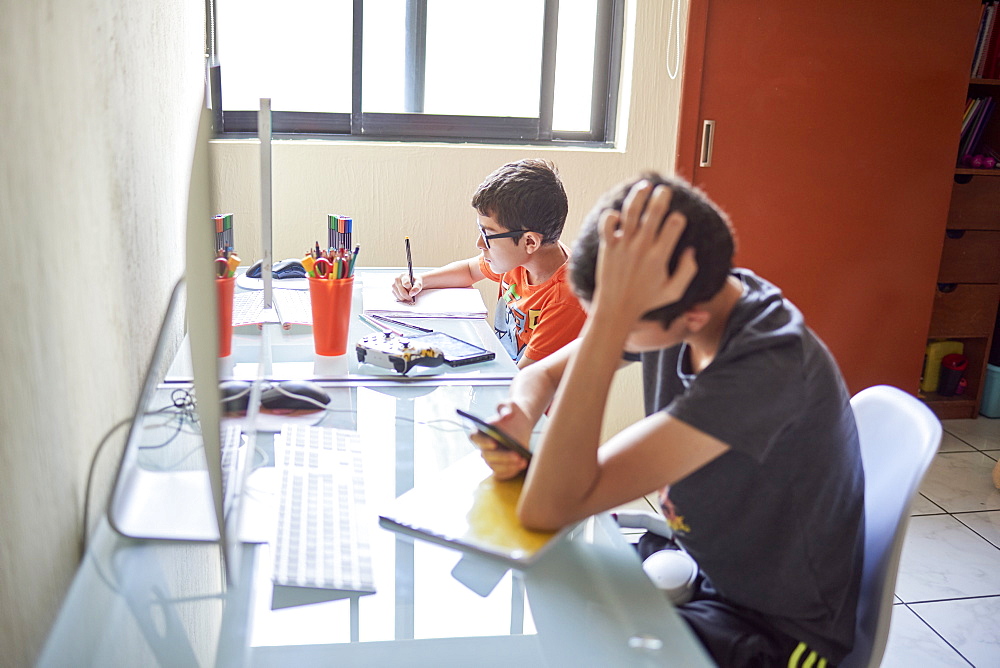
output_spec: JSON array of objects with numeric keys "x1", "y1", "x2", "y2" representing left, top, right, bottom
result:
[{"x1": 392, "y1": 159, "x2": 585, "y2": 367}]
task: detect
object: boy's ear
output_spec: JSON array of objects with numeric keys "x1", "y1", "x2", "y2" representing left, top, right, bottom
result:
[
  {"x1": 522, "y1": 231, "x2": 543, "y2": 254},
  {"x1": 681, "y1": 307, "x2": 710, "y2": 333}
]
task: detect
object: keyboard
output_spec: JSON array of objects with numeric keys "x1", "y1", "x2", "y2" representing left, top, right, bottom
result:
[
  {"x1": 220, "y1": 423, "x2": 246, "y2": 515},
  {"x1": 271, "y1": 425, "x2": 375, "y2": 607},
  {"x1": 273, "y1": 289, "x2": 313, "y2": 325},
  {"x1": 231, "y1": 289, "x2": 312, "y2": 326},
  {"x1": 231, "y1": 290, "x2": 272, "y2": 326}
]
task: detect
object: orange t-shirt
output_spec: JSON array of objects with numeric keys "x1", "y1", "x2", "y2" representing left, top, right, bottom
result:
[{"x1": 478, "y1": 249, "x2": 587, "y2": 362}]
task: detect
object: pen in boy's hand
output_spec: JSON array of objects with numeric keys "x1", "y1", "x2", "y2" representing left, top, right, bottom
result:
[
  {"x1": 405, "y1": 237, "x2": 416, "y2": 302},
  {"x1": 405, "y1": 236, "x2": 415, "y2": 299}
]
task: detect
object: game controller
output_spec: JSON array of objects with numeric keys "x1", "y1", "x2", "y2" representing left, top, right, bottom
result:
[{"x1": 356, "y1": 332, "x2": 446, "y2": 375}]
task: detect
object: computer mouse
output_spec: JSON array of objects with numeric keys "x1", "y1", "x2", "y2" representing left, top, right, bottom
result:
[
  {"x1": 272, "y1": 258, "x2": 306, "y2": 279},
  {"x1": 219, "y1": 380, "x2": 252, "y2": 413},
  {"x1": 260, "y1": 380, "x2": 331, "y2": 412},
  {"x1": 246, "y1": 259, "x2": 307, "y2": 279}
]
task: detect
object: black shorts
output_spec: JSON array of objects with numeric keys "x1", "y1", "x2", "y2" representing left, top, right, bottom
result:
[
  {"x1": 636, "y1": 534, "x2": 833, "y2": 667},
  {"x1": 677, "y1": 574, "x2": 801, "y2": 667}
]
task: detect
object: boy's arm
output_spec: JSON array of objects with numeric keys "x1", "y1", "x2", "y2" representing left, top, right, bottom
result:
[
  {"x1": 477, "y1": 340, "x2": 576, "y2": 478},
  {"x1": 391, "y1": 256, "x2": 485, "y2": 302},
  {"x1": 517, "y1": 182, "x2": 727, "y2": 531}
]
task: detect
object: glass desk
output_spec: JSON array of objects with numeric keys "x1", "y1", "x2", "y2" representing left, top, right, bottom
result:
[
  {"x1": 40, "y1": 270, "x2": 711, "y2": 667},
  {"x1": 167, "y1": 268, "x2": 518, "y2": 383}
]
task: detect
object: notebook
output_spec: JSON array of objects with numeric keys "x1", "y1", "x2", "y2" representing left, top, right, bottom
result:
[
  {"x1": 378, "y1": 452, "x2": 570, "y2": 568},
  {"x1": 362, "y1": 284, "x2": 488, "y2": 319}
]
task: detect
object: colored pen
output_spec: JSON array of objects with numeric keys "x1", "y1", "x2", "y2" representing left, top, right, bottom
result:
[
  {"x1": 405, "y1": 236, "x2": 414, "y2": 290},
  {"x1": 348, "y1": 245, "x2": 360, "y2": 277}
]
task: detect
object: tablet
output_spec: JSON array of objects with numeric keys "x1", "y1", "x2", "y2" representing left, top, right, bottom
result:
[
  {"x1": 456, "y1": 408, "x2": 532, "y2": 462},
  {"x1": 409, "y1": 332, "x2": 495, "y2": 367}
]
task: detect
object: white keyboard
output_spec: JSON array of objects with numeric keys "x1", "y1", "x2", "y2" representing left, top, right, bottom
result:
[
  {"x1": 272, "y1": 425, "x2": 375, "y2": 604},
  {"x1": 231, "y1": 289, "x2": 311, "y2": 326},
  {"x1": 231, "y1": 291, "x2": 271, "y2": 326},
  {"x1": 220, "y1": 424, "x2": 242, "y2": 510},
  {"x1": 273, "y1": 289, "x2": 313, "y2": 325}
]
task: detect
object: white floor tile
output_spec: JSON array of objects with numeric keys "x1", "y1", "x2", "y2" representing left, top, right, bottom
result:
[
  {"x1": 942, "y1": 418, "x2": 1000, "y2": 451},
  {"x1": 910, "y1": 596, "x2": 1000, "y2": 668},
  {"x1": 940, "y1": 432, "x2": 977, "y2": 453},
  {"x1": 880, "y1": 604, "x2": 971, "y2": 667},
  {"x1": 895, "y1": 515, "x2": 1000, "y2": 603},
  {"x1": 912, "y1": 493, "x2": 948, "y2": 516},
  {"x1": 956, "y1": 510, "x2": 1000, "y2": 549},
  {"x1": 919, "y1": 452, "x2": 1000, "y2": 513}
]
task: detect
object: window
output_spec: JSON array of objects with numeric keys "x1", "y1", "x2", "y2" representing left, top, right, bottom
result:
[{"x1": 209, "y1": 0, "x2": 624, "y2": 145}]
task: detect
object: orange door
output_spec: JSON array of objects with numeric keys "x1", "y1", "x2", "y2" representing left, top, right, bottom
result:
[{"x1": 677, "y1": 0, "x2": 982, "y2": 394}]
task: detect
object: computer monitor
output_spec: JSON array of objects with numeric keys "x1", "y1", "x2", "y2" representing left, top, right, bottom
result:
[{"x1": 107, "y1": 103, "x2": 245, "y2": 581}]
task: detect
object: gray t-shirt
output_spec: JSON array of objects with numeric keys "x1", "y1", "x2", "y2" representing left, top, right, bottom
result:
[{"x1": 641, "y1": 269, "x2": 864, "y2": 662}]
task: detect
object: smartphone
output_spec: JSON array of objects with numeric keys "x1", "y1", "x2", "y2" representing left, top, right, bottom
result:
[{"x1": 456, "y1": 408, "x2": 532, "y2": 462}]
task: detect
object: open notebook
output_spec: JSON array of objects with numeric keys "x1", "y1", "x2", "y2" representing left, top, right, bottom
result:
[
  {"x1": 378, "y1": 453, "x2": 570, "y2": 568},
  {"x1": 362, "y1": 277, "x2": 487, "y2": 319}
]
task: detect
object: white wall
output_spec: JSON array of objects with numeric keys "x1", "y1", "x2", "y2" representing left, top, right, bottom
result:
[
  {"x1": 211, "y1": 0, "x2": 687, "y2": 442},
  {"x1": 0, "y1": 1, "x2": 205, "y2": 664}
]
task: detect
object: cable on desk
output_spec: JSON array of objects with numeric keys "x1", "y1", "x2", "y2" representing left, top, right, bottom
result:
[
  {"x1": 82, "y1": 416, "x2": 133, "y2": 557},
  {"x1": 81, "y1": 395, "x2": 200, "y2": 556}
]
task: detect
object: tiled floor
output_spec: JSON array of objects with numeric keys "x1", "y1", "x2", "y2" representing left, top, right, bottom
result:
[{"x1": 882, "y1": 416, "x2": 1000, "y2": 668}]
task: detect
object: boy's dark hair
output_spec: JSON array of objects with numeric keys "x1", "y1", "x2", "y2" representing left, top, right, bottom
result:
[
  {"x1": 471, "y1": 159, "x2": 568, "y2": 244},
  {"x1": 570, "y1": 172, "x2": 735, "y2": 328}
]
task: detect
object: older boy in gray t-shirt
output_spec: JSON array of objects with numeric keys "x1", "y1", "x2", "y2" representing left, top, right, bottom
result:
[{"x1": 474, "y1": 173, "x2": 865, "y2": 667}]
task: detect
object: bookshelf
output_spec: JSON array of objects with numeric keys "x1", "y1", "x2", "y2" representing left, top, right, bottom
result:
[{"x1": 920, "y1": 8, "x2": 1000, "y2": 419}]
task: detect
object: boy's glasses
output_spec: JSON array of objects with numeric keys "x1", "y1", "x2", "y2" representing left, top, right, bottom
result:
[{"x1": 479, "y1": 225, "x2": 526, "y2": 249}]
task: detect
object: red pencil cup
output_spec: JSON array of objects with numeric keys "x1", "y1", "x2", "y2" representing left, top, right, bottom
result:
[
  {"x1": 308, "y1": 276, "x2": 355, "y2": 356},
  {"x1": 216, "y1": 276, "x2": 236, "y2": 357}
]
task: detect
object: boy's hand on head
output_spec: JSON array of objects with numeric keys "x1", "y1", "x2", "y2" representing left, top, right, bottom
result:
[
  {"x1": 593, "y1": 181, "x2": 698, "y2": 322},
  {"x1": 391, "y1": 273, "x2": 422, "y2": 303}
]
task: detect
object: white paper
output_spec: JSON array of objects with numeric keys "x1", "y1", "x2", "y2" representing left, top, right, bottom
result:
[{"x1": 362, "y1": 284, "x2": 487, "y2": 319}]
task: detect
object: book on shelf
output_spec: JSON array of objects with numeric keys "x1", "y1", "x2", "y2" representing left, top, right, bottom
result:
[
  {"x1": 972, "y1": 3, "x2": 991, "y2": 77},
  {"x1": 973, "y1": 3, "x2": 997, "y2": 78},
  {"x1": 961, "y1": 97, "x2": 981, "y2": 138},
  {"x1": 958, "y1": 97, "x2": 996, "y2": 162}
]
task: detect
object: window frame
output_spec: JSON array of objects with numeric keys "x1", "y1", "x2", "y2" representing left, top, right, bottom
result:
[{"x1": 208, "y1": 0, "x2": 625, "y2": 146}]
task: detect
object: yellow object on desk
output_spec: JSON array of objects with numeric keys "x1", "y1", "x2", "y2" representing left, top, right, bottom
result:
[
  {"x1": 921, "y1": 340, "x2": 964, "y2": 393},
  {"x1": 379, "y1": 453, "x2": 569, "y2": 567}
]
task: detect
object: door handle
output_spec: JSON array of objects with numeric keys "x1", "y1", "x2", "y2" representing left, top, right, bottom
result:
[{"x1": 700, "y1": 119, "x2": 716, "y2": 167}]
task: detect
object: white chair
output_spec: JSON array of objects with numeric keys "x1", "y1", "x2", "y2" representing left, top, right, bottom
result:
[{"x1": 840, "y1": 385, "x2": 942, "y2": 668}]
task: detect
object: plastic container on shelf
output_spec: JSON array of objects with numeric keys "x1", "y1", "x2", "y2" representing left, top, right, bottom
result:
[
  {"x1": 938, "y1": 354, "x2": 968, "y2": 396},
  {"x1": 980, "y1": 363, "x2": 1000, "y2": 418}
]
